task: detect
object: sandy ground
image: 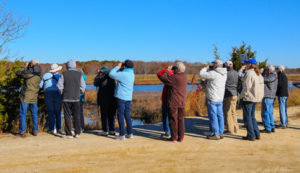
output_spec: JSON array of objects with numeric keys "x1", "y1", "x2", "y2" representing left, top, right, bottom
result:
[{"x1": 1, "y1": 106, "x2": 300, "y2": 173}]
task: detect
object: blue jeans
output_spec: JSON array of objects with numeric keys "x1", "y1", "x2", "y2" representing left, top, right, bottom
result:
[
  {"x1": 117, "y1": 98, "x2": 132, "y2": 136},
  {"x1": 261, "y1": 98, "x2": 275, "y2": 131},
  {"x1": 44, "y1": 91, "x2": 62, "y2": 131},
  {"x1": 242, "y1": 101, "x2": 260, "y2": 139},
  {"x1": 19, "y1": 102, "x2": 38, "y2": 133},
  {"x1": 278, "y1": 96, "x2": 288, "y2": 126},
  {"x1": 207, "y1": 99, "x2": 224, "y2": 136},
  {"x1": 162, "y1": 101, "x2": 170, "y2": 135}
]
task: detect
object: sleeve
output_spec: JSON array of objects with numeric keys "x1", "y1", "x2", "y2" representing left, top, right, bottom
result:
[
  {"x1": 56, "y1": 74, "x2": 64, "y2": 94},
  {"x1": 199, "y1": 68, "x2": 215, "y2": 80},
  {"x1": 238, "y1": 69, "x2": 246, "y2": 80},
  {"x1": 39, "y1": 76, "x2": 44, "y2": 89},
  {"x1": 242, "y1": 73, "x2": 254, "y2": 98},
  {"x1": 159, "y1": 71, "x2": 175, "y2": 86},
  {"x1": 109, "y1": 66, "x2": 125, "y2": 81},
  {"x1": 157, "y1": 69, "x2": 167, "y2": 78},
  {"x1": 80, "y1": 76, "x2": 86, "y2": 94}
]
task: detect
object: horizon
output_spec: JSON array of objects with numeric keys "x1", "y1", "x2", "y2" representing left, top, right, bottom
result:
[{"x1": 4, "y1": 0, "x2": 300, "y2": 68}]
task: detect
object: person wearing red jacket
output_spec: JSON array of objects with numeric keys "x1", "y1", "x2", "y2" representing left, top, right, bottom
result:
[{"x1": 157, "y1": 68, "x2": 174, "y2": 138}]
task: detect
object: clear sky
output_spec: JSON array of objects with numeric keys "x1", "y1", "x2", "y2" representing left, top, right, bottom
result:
[{"x1": 5, "y1": 0, "x2": 300, "y2": 67}]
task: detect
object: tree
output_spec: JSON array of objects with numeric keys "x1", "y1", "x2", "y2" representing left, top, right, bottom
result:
[
  {"x1": 0, "y1": 1, "x2": 30, "y2": 55},
  {"x1": 213, "y1": 44, "x2": 220, "y2": 60}
]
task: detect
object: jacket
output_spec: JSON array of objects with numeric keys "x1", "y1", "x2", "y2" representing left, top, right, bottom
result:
[
  {"x1": 17, "y1": 66, "x2": 42, "y2": 104},
  {"x1": 39, "y1": 72, "x2": 60, "y2": 91},
  {"x1": 276, "y1": 72, "x2": 289, "y2": 97},
  {"x1": 224, "y1": 69, "x2": 239, "y2": 98},
  {"x1": 157, "y1": 69, "x2": 174, "y2": 102},
  {"x1": 199, "y1": 67, "x2": 227, "y2": 102},
  {"x1": 109, "y1": 66, "x2": 135, "y2": 101},
  {"x1": 94, "y1": 73, "x2": 116, "y2": 105},
  {"x1": 263, "y1": 72, "x2": 278, "y2": 98},
  {"x1": 159, "y1": 71, "x2": 188, "y2": 108},
  {"x1": 240, "y1": 69, "x2": 264, "y2": 102},
  {"x1": 80, "y1": 74, "x2": 87, "y2": 103}
]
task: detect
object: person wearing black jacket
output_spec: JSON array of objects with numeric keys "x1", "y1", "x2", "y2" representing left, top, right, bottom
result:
[
  {"x1": 276, "y1": 65, "x2": 289, "y2": 129},
  {"x1": 94, "y1": 66, "x2": 116, "y2": 136}
]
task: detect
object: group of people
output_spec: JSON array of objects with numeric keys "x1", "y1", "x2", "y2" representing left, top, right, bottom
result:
[{"x1": 16, "y1": 58, "x2": 289, "y2": 142}]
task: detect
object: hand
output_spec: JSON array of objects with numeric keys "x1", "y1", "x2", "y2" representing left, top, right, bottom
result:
[
  {"x1": 118, "y1": 63, "x2": 122, "y2": 68},
  {"x1": 260, "y1": 68, "x2": 264, "y2": 74},
  {"x1": 241, "y1": 65, "x2": 246, "y2": 70},
  {"x1": 206, "y1": 65, "x2": 210, "y2": 70},
  {"x1": 96, "y1": 68, "x2": 100, "y2": 73},
  {"x1": 167, "y1": 65, "x2": 173, "y2": 72},
  {"x1": 25, "y1": 62, "x2": 29, "y2": 67}
]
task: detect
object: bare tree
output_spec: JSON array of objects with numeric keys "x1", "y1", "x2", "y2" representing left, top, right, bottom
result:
[{"x1": 0, "y1": 0, "x2": 30, "y2": 54}]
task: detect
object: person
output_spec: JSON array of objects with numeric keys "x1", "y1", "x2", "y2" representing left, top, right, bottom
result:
[
  {"x1": 16, "y1": 59, "x2": 42, "y2": 137},
  {"x1": 79, "y1": 69, "x2": 87, "y2": 132},
  {"x1": 159, "y1": 62, "x2": 187, "y2": 142},
  {"x1": 157, "y1": 68, "x2": 174, "y2": 139},
  {"x1": 57, "y1": 60, "x2": 86, "y2": 138},
  {"x1": 109, "y1": 60, "x2": 135, "y2": 140},
  {"x1": 276, "y1": 65, "x2": 289, "y2": 129},
  {"x1": 261, "y1": 65, "x2": 278, "y2": 133},
  {"x1": 223, "y1": 61, "x2": 239, "y2": 134},
  {"x1": 199, "y1": 59, "x2": 227, "y2": 140},
  {"x1": 94, "y1": 66, "x2": 116, "y2": 136},
  {"x1": 39, "y1": 63, "x2": 63, "y2": 135},
  {"x1": 239, "y1": 58, "x2": 264, "y2": 141}
]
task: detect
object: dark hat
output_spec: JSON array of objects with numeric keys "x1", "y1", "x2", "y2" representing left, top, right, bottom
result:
[
  {"x1": 124, "y1": 59, "x2": 134, "y2": 68},
  {"x1": 100, "y1": 66, "x2": 111, "y2": 73},
  {"x1": 33, "y1": 65, "x2": 42, "y2": 76}
]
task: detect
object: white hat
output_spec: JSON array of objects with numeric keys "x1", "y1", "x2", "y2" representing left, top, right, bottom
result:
[
  {"x1": 30, "y1": 59, "x2": 39, "y2": 65},
  {"x1": 225, "y1": 61, "x2": 233, "y2": 66},
  {"x1": 49, "y1": 64, "x2": 62, "y2": 73}
]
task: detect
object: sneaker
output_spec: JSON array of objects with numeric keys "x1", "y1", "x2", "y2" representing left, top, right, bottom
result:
[
  {"x1": 125, "y1": 134, "x2": 133, "y2": 139},
  {"x1": 109, "y1": 131, "x2": 116, "y2": 136},
  {"x1": 74, "y1": 134, "x2": 80, "y2": 138},
  {"x1": 101, "y1": 131, "x2": 108, "y2": 136},
  {"x1": 207, "y1": 135, "x2": 220, "y2": 140},
  {"x1": 260, "y1": 129, "x2": 271, "y2": 133},
  {"x1": 62, "y1": 135, "x2": 74, "y2": 139},
  {"x1": 18, "y1": 132, "x2": 26, "y2": 138},
  {"x1": 32, "y1": 131, "x2": 38, "y2": 136},
  {"x1": 256, "y1": 136, "x2": 261, "y2": 140},
  {"x1": 271, "y1": 128, "x2": 275, "y2": 132},
  {"x1": 115, "y1": 135, "x2": 125, "y2": 140},
  {"x1": 165, "y1": 132, "x2": 171, "y2": 138},
  {"x1": 220, "y1": 134, "x2": 224, "y2": 139},
  {"x1": 171, "y1": 139, "x2": 177, "y2": 143},
  {"x1": 178, "y1": 138, "x2": 184, "y2": 142},
  {"x1": 53, "y1": 129, "x2": 57, "y2": 134},
  {"x1": 57, "y1": 129, "x2": 64, "y2": 135},
  {"x1": 242, "y1": 136, "x2": 255, "y2": 141}
]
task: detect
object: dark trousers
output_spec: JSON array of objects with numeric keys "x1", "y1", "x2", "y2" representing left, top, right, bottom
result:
[
  {"x1": 169, "y1": 106, "x2": 185, "y2": 141},
  {"x1": 242, "y1": 101, "x2": 260, "y2": 139},
  {"x1": 63, "y1": 102, "x2": 81, "y2": 136},
  {"x1": 100, "y1": 101, "x2": 116, "y2": 132},
  {"x1": 117, "y1": 98, "x2": 132, "y2": 136}
]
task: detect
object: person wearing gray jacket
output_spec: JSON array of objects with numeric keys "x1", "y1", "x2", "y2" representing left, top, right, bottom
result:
[
  {"x1": 261, "y1": 65, "x2": 278, "y2": 133},
  {"x1": 57, "y1": 60, "x2": 86, "y2": 138},
  {"x1": 223, "y1": 61, "x2": 239, "y2": 134}
]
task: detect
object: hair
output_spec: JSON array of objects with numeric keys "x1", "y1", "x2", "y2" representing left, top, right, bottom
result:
[
  {"x1": 250, "y1": 64, "x2": 260, "y2": 76},
  {"x1": 176, "y1": 62, "x2": 186, "y2": 73},
  {"x1": 278, "y1": 65, "x2": 285, "y2": 72},
  {"x1": 268, "y1": 65, "x2": 275, "y2": 72}
]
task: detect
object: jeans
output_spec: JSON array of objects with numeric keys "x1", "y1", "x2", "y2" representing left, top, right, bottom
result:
[
  {"x1": 278, "y1": 96, "x2": 288, "y2": 126},
  {"x1": 207, "y1": 99, "x2": 224, "y2": 136},
  {"x1": 19, "y1": 102, "x2": 38, "y2": 133},
  {"x1": 117, "y1": 98, "x2": 132, "y2": 136},
  {"x1": 63, "y1": 102, "x2": 81, "y2": 136},
  {"x1": 261, "y1": 98, "x2": 275, "y2": 131},
  {"x1": 44, "y1": 91, "x2": 62, "y2": 131},
  {"x1": 242, "y1": 101, "x2": 260, "y2": 139},
  {"x1": 161, "y1": 102, "x2": 170, "y2": 135}
]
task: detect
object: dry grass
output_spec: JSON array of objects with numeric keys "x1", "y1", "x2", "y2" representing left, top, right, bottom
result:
[{"x1": 287, "y1": 73, "x2": 300, "y2": 81}]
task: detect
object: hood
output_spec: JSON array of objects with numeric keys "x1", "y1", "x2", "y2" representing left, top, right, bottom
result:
[
  {"x1": 215, "y1": 67, "x2": 227, "y2": 76},
  {"x1": 66, "y1": 60, "x2": 76, "y2": 70}
]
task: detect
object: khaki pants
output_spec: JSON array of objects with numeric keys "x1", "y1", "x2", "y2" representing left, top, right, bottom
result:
[{"x1": 223, "y1": 96, "x2": 238, "y2": 133}]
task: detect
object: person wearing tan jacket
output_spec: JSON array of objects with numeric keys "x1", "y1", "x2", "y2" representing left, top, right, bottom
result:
[{"x1": 239, "y1": 58, "x2": 264, "y2": 141}]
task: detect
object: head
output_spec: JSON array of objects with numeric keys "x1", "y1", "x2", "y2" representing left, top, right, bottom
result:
[
  {"x1": 175, "y1": 61, "x2": 186, "y2": 73},
  {"x1": 246, "y1": 59, "x2": 260, "y2": 76},
  {"x1": 49, "y1": 64, "x2": 62, "y2": 74},
  {"x1": 276, "y1": 65, "x2": 285, "y2": 73},
  {"x1": 123, "y1": 59, "x2": 134, "y2": 68},
  {"x1": 267, "y1": 65, "x2": 275, "y2": 74},
  {"x1": 212, "y1": 59, "x2": 223, "y2": 69},
  {"x1": 32, "y1": 65, "x2": 42, "y2": 76},
  {"x1": 245, "y1": 58, "x2": 257, "y2": 69},
  {"x1": 30, "y1": 59, "x2": 39, "y2": 67},
  {"x1": 225, "y1": 61, "x2": 233, "y2": 70},
  {"x1": 66, "y1": 60, "x2": 76, "y2": 70},
  {"x1": 100, "y1": 66, "x2": 111, "y2": 74}
]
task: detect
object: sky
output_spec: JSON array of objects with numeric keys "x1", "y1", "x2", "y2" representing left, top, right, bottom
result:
[{"x1": 4, "y1": 0, "x2": 300, "y2": 68}]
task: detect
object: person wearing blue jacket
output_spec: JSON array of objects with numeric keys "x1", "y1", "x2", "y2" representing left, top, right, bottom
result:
[
  {"x1": 109, "y1": 60, "x2": 135, "y2": 140},
  {"x1": 40, "y1": 64, "x2": 63, "y2": 134}
]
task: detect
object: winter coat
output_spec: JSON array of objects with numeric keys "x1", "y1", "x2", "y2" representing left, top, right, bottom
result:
[
  {"x1": 199, "y1": 67, "x2": 227, "y2": 102},
  {"x1": 276, "y1": 72, "x2": 289, "y2": 97},
  {"x1": 159, "y1": 71, "x2": 188, "y2": 108},
  {"x1": 224, "y1": 69, "x2": 239, "y2": 98},
  {"x1": 157, "y1": 69, "x2": 174, "y2": 102},
  {"x1": 263, "y1": 72, "x2": 278, "y2": 98},
  {"x1": 240, "y1": 69, "x2": 264, "y2": 102},
  {"x1": 94, "y1": 73, "x2": 116, "y2": 105},
  {"x1": 109, "y1": 66, "x2": 135, "y2": 101}
]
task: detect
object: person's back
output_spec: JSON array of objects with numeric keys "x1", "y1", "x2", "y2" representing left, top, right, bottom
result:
[
  {"x1": 204, "y1": 68, "x2": 227, "y2": 102},
  {"x1": 166, "y1": 72, "x2": 188, "y2": 108},
  {"x1": 224, "y1": 69, "x2": 238, "y2": 98},
  {"x1": 263, "y1": 72, "x2": 278, "y2": 98},
  {"x1": 40, "y1": 72, "x2": 60, "y2": 91},
  {"x1": 241, "y1": 69, "x2": 264, "y2": 103},
  {"x1": 95, "y1": 74, "x2": 115, "y2": 101},
  {"x1": 62, "y1": 70, "x2": 82, "y2": 102},
  {"x1": 277, "y1": 71, "x2": 289, "y2": 97}
]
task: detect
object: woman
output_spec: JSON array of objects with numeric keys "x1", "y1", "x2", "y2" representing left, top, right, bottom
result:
[{"x1": 239, "y1": 58, "x2": 264, "y2": 141}]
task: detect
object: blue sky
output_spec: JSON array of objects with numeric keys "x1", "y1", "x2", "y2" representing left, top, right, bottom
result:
[{"x1": 5, "y1": 0, "x2": 300, "y2": 67}]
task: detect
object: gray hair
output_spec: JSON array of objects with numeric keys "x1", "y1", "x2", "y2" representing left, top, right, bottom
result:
[
  {"x1": 268, "y1": 65, "x2": 275, "y2": 72},
  {"x1": 278, "y1": 65, "x2": 285, "y2": 72},
  {"x1": 176, "y1": 62, "x2": 186, "y2": 73},
  {"x1": 214, "y1": 59, "x2": 223, "y2": 68},
  {"x1": 31, "y1": 59, "x2": 39, "y2": 65}
]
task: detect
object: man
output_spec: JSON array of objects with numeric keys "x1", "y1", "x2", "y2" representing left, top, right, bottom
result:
[
  {"x1": 57, "y1": 60, "x2": 86, "y2": 138},
  {"x1": 16, "y1": 59, "x2": 42, "y2": 137},
  {"x1": 40, "y1": 63, "x2": 63, "y2": 135},
  {"x1": 94, "y1": 66, "x2": 116, "y2": 136},
  {"x1": 261, "y1": 65, "x2": 278, "y2": 133},
  {"x1": 109, "y1": 60, "x2": 135, "y2": 140},
  {"x1": 276, "y1": 65, "x2": 289, "y2": 129},
  {"x1": 223, "y1": 61, "x2": 239, "y2": 134},
  {"x1": 199, "y1": 59, "x2": 227, "y2": 140},
  {"x1": 159, "y1": 62, "x2": 187, "y2": 142}
]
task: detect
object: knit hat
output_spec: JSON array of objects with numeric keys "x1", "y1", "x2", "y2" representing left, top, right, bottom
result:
[
  {"x1": 124, "y1": 59, "x2": 134, "y2": 68},
  {"x1": 66, "y1": 60, "x2": 76, "y2": 69},
  {"x1": 100, "y1": 66, "x2": 111, "y2": 74}
]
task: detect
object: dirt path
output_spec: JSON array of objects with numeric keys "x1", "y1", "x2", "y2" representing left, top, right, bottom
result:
[{"x1": 1, "y1": 106, "x2": 300, "y2": 173}]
